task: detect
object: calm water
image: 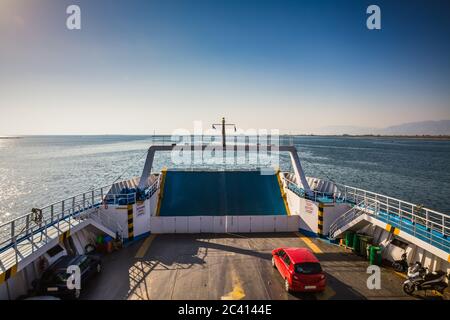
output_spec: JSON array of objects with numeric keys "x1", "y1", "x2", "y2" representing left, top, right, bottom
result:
[{"x1": 0, "y1": 135, "x2": 449, "y2": 222}]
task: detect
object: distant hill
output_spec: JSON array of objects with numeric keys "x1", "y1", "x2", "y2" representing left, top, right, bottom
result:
[
  {"x1": 314, "y1": 125, "x2": 377, "y2": 135},
  {"x1": 380, "y1": 120, "x2": 450, "y2": 136},
  {"x1": 317, "y1": 120, "x2": 450, "y2": 136}
]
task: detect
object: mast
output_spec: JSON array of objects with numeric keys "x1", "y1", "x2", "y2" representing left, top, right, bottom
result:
[{"x1": 212, "y1": 117, "x2": 236, "y2": 148}]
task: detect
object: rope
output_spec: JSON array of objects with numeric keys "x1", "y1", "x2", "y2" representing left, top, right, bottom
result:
[
  {"x1": 110, "y1": 148, "x2": 150, "y2": 186},
  {"x1": 295, "y1": 151, "x2": 337, "y2": 185}
]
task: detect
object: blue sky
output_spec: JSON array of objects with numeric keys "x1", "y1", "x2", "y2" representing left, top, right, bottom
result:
[{"x1": 0, "y1": 0, "x2": 449, "y2": 134}]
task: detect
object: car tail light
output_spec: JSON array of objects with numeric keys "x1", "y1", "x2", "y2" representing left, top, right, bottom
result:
[{"x1": 320, "y1": 274, "x2": 325, "y2": 280}]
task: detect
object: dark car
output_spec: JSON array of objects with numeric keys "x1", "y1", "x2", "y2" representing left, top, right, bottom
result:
[{"x1": 33, "y1": 255, "x2": 102, "y2": 299}]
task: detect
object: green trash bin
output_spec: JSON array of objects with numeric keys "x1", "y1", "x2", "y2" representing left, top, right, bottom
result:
[
  {"x1": 352, "y1": 233, "x2": 361, "y2": 254},
  {"x1": 369, "y1": 246, "x2": 382, "y2": 265},
  {"x1": 96, "y1": 235, "x2": 104, "y2": 244},
  {"x1": 345, "y1": 231, "x2": 355, "y2": 248},
  {"x1": 359, "y1": 235, "x2": 373, "y2": 259}
]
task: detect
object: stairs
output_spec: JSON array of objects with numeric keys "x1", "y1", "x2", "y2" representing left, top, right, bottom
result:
[
  {"x1": 328, "y1": 198, "x2": 450, "y2": 262},
  {"x1": 0, "y1": 210, "x2": 116, "y2": 278},
  {"x1": 329, "y1": 201, "x2": 368, "y2": 239}
]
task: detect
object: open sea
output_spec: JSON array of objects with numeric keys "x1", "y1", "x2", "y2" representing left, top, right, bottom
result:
[{"x1": 0, "y1": 135, "x2": 449, "y2": 223}]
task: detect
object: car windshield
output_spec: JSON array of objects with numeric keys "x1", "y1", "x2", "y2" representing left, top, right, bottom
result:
[{"x1": 294, "y1": 262, "x2": 322, "y2": 275}]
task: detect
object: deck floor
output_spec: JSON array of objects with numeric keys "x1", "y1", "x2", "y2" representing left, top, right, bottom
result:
[{"x1": 82, "y1": 233, "x2": 447, "y2": 300}]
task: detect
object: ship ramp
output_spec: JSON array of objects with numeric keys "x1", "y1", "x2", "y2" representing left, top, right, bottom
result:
[{"x1": 158, "y1": 170, "x2": 288, "y2": 216}]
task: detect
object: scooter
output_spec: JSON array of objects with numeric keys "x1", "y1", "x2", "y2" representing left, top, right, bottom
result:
[
  {"x1": 402, "y1": 262, "x2": 449, "y2": 295},
  {"x1": 392, "y1": 252, "x2": 408, "y2": 273}
]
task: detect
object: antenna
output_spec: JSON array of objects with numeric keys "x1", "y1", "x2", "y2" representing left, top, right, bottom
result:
[{"x1": 212, "y1": 117, "x2": 236, "y2": 147}]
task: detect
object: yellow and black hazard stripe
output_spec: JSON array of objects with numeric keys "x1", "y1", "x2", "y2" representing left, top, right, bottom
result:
[
  {"x1": 59, "y1": 230, "x2": 70, "y2": 243},
  {"x1": 127, "y1": 204, "x2": 134, "y2": 241},
  {"x1": 276, "y1": 170, "x2": 291, "y2": 216},
  {"x1": 0, "y1": 265, "x2": 18, "y2": 285},
  {"x1": 155, "y1": 168, "x2": 167, "y2": 217},
  {"x1": 385, "y1": 224, "x2": 400, "y2": 236},
  {"x1": 318, "y1": 203, "x2": 324, "y2": 237}
]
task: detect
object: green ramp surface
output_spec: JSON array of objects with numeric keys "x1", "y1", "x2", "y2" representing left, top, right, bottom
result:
[{"x1": 159, "y1": 170, "x2": 287, "y2": 216}]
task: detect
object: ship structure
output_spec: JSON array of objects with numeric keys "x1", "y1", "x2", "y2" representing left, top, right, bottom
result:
[{"x1": 0, "y1": 136, "x2": 449, "y2": 300}]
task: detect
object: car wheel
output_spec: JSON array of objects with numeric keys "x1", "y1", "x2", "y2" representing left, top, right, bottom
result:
[
  {"x1": 96, "y1": 263, "x2": 102, "y2": 273},
  {"x1": 393, "y1": 262, "x2": 403, "y2": 272},
  {"x1": 284, "y1": 279, "x2": 291, "y2": 293},
  {"x1": 402, "y1": 282, "x2": 415, "y2": 295},
  {"x1": 271, "y1": 257, "x2": 276, "y2": 268}
]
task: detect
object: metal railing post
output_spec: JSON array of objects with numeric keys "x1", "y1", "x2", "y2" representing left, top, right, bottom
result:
[
  {"x1": 44, "y1": 219, "x2": 48, "y2": 243},
  {"x1": 10, "y1": 220, "x2": 15, "y2": 245},
  {"x1": 442, "y1": 216, "x2": 445, "y2": 235},
  {"x1": 25, "y1": 215, "x2": 30, "y2": 236},
  {"x1": 13, "y1": 236, "x2": 18, "y2": 264}
]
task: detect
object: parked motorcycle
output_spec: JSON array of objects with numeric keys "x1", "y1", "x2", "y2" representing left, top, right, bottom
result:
[
  {"x1": 402, "y1": 262, "x2": 449, "y2": 295},
  {"x1": 392, "y1": 253, "x2": 409, "y2": 273}
]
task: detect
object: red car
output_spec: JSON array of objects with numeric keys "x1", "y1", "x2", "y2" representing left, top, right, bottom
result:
[{"x1": 272, "y1": 247, "x2": 326, "y2": 293}]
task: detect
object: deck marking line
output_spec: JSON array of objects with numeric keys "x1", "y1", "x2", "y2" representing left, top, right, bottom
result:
[
  {"x1": 295, "y1": 232, "x2": 323, "y2": 254},
  {"x1": 317, "y1": 286, "x2": 336, "y2": 300},
  {"x1": 135, "y1": 234, "x2": 157, "y2": 258},
  {"x1": 394, "y1": 271, "x2": 407, "y2": 279},
  {"x1": 221, "y1": 266, "x2": 245, "y2": 300}
]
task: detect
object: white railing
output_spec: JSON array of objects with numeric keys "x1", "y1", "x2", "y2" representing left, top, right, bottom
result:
[
  {"x1": 0, "y1": 184, "x2": 112, "y2": 252},
  {"x1": 0, "y1": 177, "x2": 160, "y2": 253},
  {"x1": 89, "y1": 207, "x2": 123, "y2": 240},
  {"x1": 337, "y1": 184, "x2": 450, "y2": 237},
  {"x1": 283, "y1": 177, "x2": 450, "y2": 253},
  {"x1": 284, "y1": 177, "x2": 340, "y2": 202},
  {"x1": 0, "y1": 205, "x2": 96, "y2": 265},
  {"x1": 328, "y1": 201, "x2": 367, "y2": 239}
]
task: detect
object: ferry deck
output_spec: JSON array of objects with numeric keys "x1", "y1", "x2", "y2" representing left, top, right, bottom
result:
[
  {"x1": 82, "y1": 233, "x2": 448, "y2": 300},
  {"x1": 1, "y1": 142, "x2": 449, "y2": 300}
]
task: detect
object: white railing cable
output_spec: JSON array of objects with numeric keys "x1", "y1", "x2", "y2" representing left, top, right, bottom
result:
[
  {"x1": 283, "y1": 176, "x2": 449, "y2": 252},
  {"x1": 0, "y1": 177, "x2": 161, "y2": 254},
  {"x1": 329, "y1": 201, "x2": 366, "y2": 239}
]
